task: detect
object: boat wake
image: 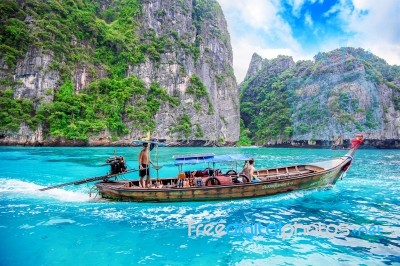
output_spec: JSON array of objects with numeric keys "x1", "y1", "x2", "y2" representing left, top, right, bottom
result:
[{"x1": 0, "y1": 178, "x2": 93, "y2": 202}]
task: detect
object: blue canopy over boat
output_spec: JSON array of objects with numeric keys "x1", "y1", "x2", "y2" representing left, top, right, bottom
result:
[
  {"x1": 132, "y1": 140, "x2": 168, "y2": 146},
  {"x1": 173, "y1": 154, "x2": 215, "y2": 160},
  {"x1": 174, "y1": 154, "x2": 252, "y2": 165}
]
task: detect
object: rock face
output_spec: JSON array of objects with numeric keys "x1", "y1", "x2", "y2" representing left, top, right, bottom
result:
[
  {"x1": 0, "y1": 0, "x2": 239, "y2": 146},
  {"x1": 128, "y1": 0, "x2": 239, "y2": 144},
  {"x1": 244, "y1": 53, "x2": 264, "y2": 80},
  {"x1": 240, "y1": 48, "x2": 400, "y2": 148}
]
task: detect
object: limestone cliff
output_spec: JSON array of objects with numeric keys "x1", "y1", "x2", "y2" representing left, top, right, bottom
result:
[
  {"x1": 128, "y1": 0, "x2": 239, "y2": 145},
  {"x1": 240, "y1": 48, "x2": 400, "y2": 148},
  {"x1": 0, "y1": 0, "x2": 239, "y2": 146}
]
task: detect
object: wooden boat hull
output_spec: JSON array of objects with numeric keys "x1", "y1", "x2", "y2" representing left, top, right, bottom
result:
[{"x1": 95, "y1": 156, "x2": 351, "y2": 202}]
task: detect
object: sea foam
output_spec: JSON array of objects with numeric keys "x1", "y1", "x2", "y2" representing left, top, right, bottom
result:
[{"x1": 0, "y1": 178, "x2": 92, "y2": 202}]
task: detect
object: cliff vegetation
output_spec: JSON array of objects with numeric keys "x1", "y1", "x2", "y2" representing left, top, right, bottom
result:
[
  {"x1": 240, "y1": 48, "x2": 400, "y2": 147},
  {"x1": 0, "y1": 0, "x2": 239, "y2": 145}
]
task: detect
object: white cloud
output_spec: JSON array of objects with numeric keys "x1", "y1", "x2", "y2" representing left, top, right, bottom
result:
[
  {"x1": 217, "y1": 0, "x2": 400, "y2": 83},
  {"x1": 219, "y1": 0, "x2": 280, "y2": 31},
  {"x1": 219, "y1": 0, "x2": 303, "y2": 82},
  {"x1": 352, "y1": 0, "x2": 373, "y2": 10},
  {"x1": 231, "y1": 37, "x2": 263, "y2": 82},
  {"x1": 231, "y1": 34, "x2": 310, "y2": 82},
  {"x1": 286, "y1": 0, "x2": 321, "y2": 17},
  {"x1": 304, "y1": 12, "x2": 313, "y2": 26},
  {"x1": 331, "y1": 0, "x2": 400, "y2": 65},
  {"x1": 323, "y1": 0, "x2": 346, "y2": 17},
  {"x1": 288, "y1": 0, "x2": 306, "y2": 17}
]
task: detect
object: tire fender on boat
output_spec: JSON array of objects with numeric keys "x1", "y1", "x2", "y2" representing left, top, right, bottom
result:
[
  {"x1": 232, "y1": 174, "x2": 250, "y2": 183},
  {"x1": 238, "y1": 174, "x2": 250, "y2": 183},
  {"x1": 226, "y1": 169, "x2": 237, "y2": 175},
  {"x1": 205, "y1": 177, "x2": 221, "y2": 186}
]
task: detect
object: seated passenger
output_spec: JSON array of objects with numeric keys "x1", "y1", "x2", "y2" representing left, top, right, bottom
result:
[{"x1": 241, "y1": 159, "x2": 256, "y2": 182}]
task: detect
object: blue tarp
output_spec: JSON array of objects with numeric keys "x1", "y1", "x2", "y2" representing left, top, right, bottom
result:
[{"x1": 174, "y1": 154, "x2": 252, "y2": 165}]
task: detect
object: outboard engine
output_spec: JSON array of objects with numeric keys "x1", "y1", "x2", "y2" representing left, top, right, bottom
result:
[{"x1": 106, "y1": 156, "x2": 127, "y2": 175}]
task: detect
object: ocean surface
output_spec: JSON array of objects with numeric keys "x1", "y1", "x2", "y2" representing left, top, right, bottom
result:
[{"x1": 0, "y1": 146, "x2": 399, "y2": 265}]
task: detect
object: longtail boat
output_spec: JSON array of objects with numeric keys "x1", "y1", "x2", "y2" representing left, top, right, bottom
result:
[{"x1": 93, "y1": 135, "x2": 364, "y2": 202}]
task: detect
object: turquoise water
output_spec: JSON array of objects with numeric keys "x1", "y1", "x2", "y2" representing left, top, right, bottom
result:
[{"x1": 0, "y1": 146, "x2": 399, "y2": 265}]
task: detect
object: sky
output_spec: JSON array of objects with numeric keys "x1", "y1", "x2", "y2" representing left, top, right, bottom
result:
[{"x1": 217, "y1": 0, "x2": 400, "y2": 83}]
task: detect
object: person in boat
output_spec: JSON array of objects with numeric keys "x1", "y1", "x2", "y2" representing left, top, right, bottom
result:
[
  {"x1": 241, "y1": 158, "x2": 256, "y2": 182},
  {"x1": 138, "y1": 143, "x2": 153, "y2": 188}
]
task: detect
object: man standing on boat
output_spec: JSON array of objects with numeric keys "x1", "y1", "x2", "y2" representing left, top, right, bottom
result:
[{"x1": 138, "y1": 143, "x2": 153, "y2": 188}]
